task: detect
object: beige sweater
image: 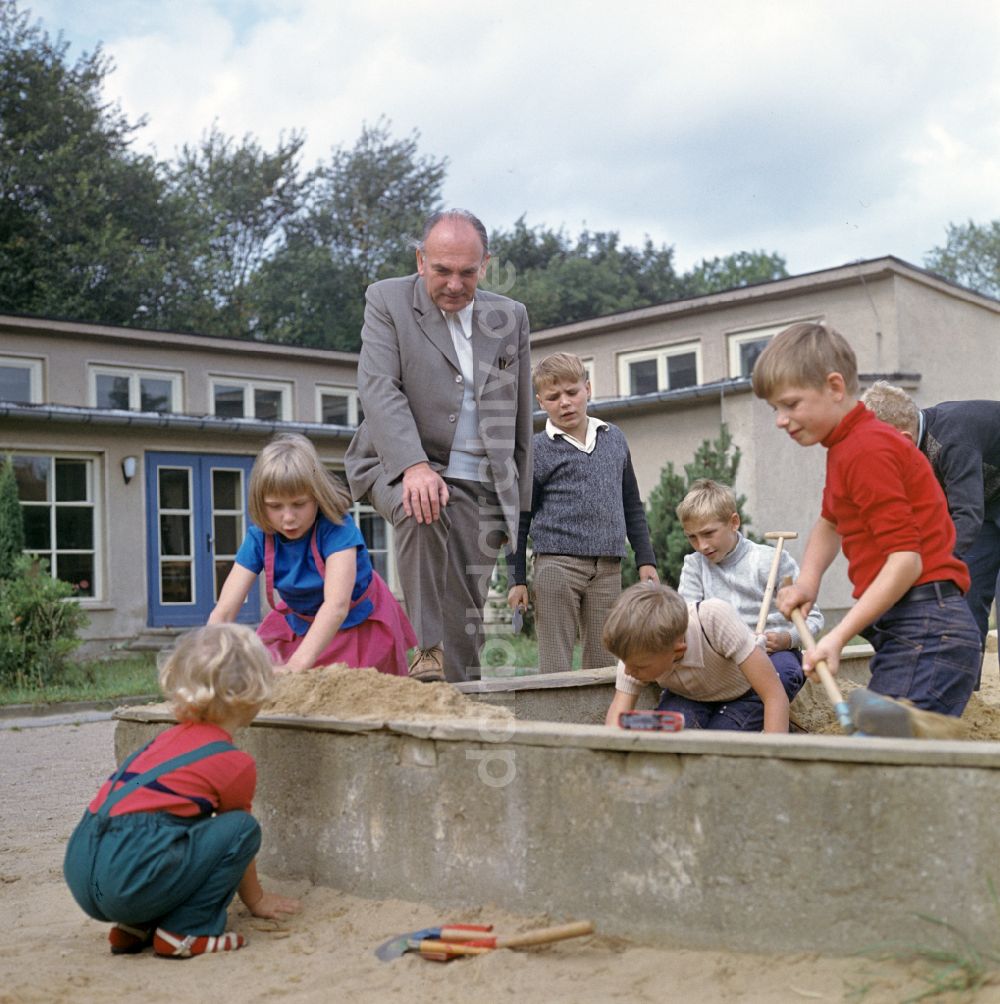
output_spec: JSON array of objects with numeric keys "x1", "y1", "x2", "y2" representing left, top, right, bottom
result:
[{"x1": 615, "y1": 599, "x2": 757, "y2": 702}]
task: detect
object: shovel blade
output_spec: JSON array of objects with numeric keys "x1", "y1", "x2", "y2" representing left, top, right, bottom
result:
[{"x1": 847, "y1": 688, "x2": 915, "y2": 738}]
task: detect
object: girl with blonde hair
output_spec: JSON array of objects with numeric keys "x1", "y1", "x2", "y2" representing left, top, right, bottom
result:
[{"x1": 211, "y1": 433, "x2": 415, "y2": 674}]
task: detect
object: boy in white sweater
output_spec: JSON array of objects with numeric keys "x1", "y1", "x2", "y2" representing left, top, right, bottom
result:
[{"x1": 676, "y1": 479, "x2": 823, "y2": 705}]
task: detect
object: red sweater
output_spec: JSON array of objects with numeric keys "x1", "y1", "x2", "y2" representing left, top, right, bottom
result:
[
  {"x1": 821, "y1": 403, "x2": 969, "y2": 598},
  {"x1": 89, "y1": 720, "x2": 256, "y2": 818}
]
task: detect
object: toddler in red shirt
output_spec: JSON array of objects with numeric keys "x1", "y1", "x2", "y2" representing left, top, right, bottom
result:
[
  {"x1": 751, "y1": 322, "x2": 978, "y2": 716},
  {"x1": 64, "y1": 624, "x2": 300, "y2": 958}
]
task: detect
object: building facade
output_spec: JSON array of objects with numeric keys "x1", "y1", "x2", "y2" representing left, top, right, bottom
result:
[{"x1": 3, "y1": 255, "x2": 998, "y2": 651}]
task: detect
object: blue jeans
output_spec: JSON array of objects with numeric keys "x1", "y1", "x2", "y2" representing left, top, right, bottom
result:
[
  {"x1": 959, "y1": 508, "x2": 1000, "y2": 682},
  {"x1": 863, "y1": 593, "x2": 979, "y2": 716},
  {"x1": 656, "y1": 649, "x2": 804, "y2": 731}
]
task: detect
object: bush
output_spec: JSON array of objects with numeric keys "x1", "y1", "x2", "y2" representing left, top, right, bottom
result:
[
  {"x1": 0, "y1": 555, "x2": 89, "y2": 688},
  {"x1": 641, "y1": 423, "x2": 757, "y2": 587},
  {"x1": 0, "y1": 457, "x2": 25, "y2": 580}
]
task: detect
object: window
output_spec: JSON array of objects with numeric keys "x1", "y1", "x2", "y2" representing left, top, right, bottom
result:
[
  {"x1": 211, "y1": 378, "x2": 292, "y2": 421},
  {"x1": 617, "y1": 342, "x2": 701, "y2": 397},
  {"x1": 89, "y1": 366, "x2": 181, "y2": 413},
  {"x1": 580, "y1": 358, "x2": 596, "y2": 397},
  {"x1": 325, "y1": 465, "x2": 396, "y2": 591},
  {"x1": 727, "y1": 321, "x2": 820, "y2": 378},
  {"x1": 316, "y1": 386, "x2": 363, "y2": 427},
  {"x1": 0, "y1": 356, "x2": 43, "y2": 403},
  {"x1": 11, "y1": 453, "x2": 98, "y2": 597}
]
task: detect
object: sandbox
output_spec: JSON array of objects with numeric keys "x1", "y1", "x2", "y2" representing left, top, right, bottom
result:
[{"x1": 115, "y1": 656, "x2": 1000, "y2": 956}]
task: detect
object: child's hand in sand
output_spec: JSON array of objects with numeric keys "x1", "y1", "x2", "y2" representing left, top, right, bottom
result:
[{"x1": 248, "y1": 891, "x2": 301, "y2": 919}]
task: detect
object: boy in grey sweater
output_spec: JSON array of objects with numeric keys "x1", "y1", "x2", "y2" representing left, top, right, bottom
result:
[
  {"x1": 676, "y1": 479, "x2": 823, "y2": 702},
  {"x1": 507, "y1": 353, "x2": 658, "y2": 673}
]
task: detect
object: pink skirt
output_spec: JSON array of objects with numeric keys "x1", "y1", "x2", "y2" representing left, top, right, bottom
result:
[{"x1": 256, "y1": 572, "x2": 416, "y2": 676}]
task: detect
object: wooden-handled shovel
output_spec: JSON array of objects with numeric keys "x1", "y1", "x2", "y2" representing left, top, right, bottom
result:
[{"x1": 412, "y1": 920, "x2": 595, "y2": 960}]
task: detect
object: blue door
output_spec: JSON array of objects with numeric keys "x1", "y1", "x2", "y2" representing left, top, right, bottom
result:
[{"x1": 146, "y1": 452, "x2": 259, "y2": 627}]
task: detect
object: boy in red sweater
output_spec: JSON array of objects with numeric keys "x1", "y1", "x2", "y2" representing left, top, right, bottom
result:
[{"x1": 751, "y1": 322, "x2": 978, "y2": 716}]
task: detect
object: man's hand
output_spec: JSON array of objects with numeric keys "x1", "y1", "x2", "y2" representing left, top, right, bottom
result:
[
  {"x1": 507, "y1": 584, "x2": 528, "y2": 610},
  {"x1": 638, "y1": 564, "x2": 660, "y2": 584},
  {"x1": 402, "y1": 463, "x2": 450, "y2": 524}
]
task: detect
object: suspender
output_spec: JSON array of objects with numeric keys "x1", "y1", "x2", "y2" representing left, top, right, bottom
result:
[
  {"x1": 95, "y1": 740, "x2": 235, "y2": 821},
  {"x1": 263, "y1": 522, "x2": 374, "y2": 624}
]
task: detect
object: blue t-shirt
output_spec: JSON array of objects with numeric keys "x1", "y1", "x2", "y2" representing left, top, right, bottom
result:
[{"x1": 235, "y1": 513, "x2": 373, "y2": 635}]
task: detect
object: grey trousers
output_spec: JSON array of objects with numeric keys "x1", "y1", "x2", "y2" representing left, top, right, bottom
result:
[
  {"x1": 533, "y1": 554, "x2": 622, "y2": 674},
  {"x1": 371, "y1": 475, "x2": 504, "y2": 682}
]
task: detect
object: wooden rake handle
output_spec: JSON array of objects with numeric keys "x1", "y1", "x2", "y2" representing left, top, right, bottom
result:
[{"x1": 787, "y1": 607, "x2": 847, "y2": 712}]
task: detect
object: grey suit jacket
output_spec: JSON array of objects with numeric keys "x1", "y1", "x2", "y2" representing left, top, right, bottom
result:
[{"x1": 345, "y1": 274, "x2": 534, "y2": 544}]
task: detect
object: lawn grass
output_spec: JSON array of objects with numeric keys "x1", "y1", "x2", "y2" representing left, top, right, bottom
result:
[{"x1": 0, "y1": 653, "x2": 159, "y2": 707}]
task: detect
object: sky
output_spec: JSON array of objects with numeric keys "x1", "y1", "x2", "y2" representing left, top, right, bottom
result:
[{"x1": 24, "y1": 0, "x2": 1000, "y2": 276}]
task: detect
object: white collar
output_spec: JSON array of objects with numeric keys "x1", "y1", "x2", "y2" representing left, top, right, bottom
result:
[{"x1": 545, "y1": 415, "x2": 608, "y2": 453}]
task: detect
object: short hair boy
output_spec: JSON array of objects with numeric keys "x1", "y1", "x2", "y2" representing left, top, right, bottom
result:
[
  {"x1": 602, "y1": 582, "x2": 790, "y2": 732},
  {"x1": 507, "y1": 352, "x2": 658, "y2": 673},
  {"x1": 752, "y1": 323, "x2": 979, "y2": 715},
  {"x1": 862, "y1": 382, "x2": 1000, "y2": 672},
  {"x1": 676, "y1": 478, "x2": 823, "y2": 704}
]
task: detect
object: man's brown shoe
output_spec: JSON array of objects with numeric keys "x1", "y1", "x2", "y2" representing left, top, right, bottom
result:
[{"x1": 408, "y1": 645, "x2": 445, "y2": 683}]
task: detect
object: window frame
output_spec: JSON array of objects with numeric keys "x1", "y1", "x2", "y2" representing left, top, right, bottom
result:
[
  {"x1": 580, "y1": 357, "x2": 596, "y2": 398},
  {"x1": 325, "y1": 464, "x2": 397, "y2": 593},
  {"x1": 9, "y1": 450, "x2": 102, "y2": 602},
  {"x1": 0, "y1": 354, "x2": 44, "y2": 404},
  {"x1": 209, "y1": 376, "x2": 293, "y2": 421},
  {"x1": 617, "y1": 341, "x2": 702, "y2": 397},
  {"x1": 726, "y1": 319, "x2": 822, "y2": 378},
  {"x1": 315, "y1": 384, "x2": 362, "y2": 427},
  {"x1": 88, "y1": 364, "x2": 182, "y2": 413}
]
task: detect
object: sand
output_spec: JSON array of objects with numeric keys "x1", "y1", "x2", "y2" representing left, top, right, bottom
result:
[
  {"x1": 263, "y1": 665, "x2": 512, "y2": 722},
  {"x1": 4, "y1": 657, "x2": 1000, "y2": 1002}
]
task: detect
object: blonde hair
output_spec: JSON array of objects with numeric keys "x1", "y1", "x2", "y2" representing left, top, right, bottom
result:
[
  {"x1": 676, "y1": 479, "x2": 738, "y2": 526},
  {"x1": 861, "y1": 380, "x2": 920, "y2": 437},
  {"x1": 602, "y1": 582, "x2": 689, "y2": 661},
  {"x1": 159, "y1": 623, "x2": 273, "y2": 724},
  {"x1": 248, "y1": 433, "x2": 351, "y2": 530},
  {"x1": 532, "y1": 352, "x2": 588, "y2": 392},
  {"x1": 751, "y1": 322, "x2": 859, "y2": 399}
]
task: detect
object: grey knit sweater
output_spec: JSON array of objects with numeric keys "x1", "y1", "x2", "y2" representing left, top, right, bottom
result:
[{"x1": 509, "y1": 424, "x2": 655, "y2": 583}]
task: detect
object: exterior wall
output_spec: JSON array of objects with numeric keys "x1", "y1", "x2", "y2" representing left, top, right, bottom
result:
[
  {"x1": 538, "y1": 261, "x2": 1000, "y2": 623},
  {"x1": 1, "y1": 317, "x2": 364, "y2": 652},
  {"x1": 0, "y1": 318, "x2": 359, "y2": 419}
]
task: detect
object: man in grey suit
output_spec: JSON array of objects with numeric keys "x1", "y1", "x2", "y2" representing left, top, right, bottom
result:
[{"x1": 345, "y1": 209, "x2": 533, "y2": 682}]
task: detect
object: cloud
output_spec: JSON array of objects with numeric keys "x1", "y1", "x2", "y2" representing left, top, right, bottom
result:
[{"x1": 26, "y1": 0, "x2": 1000, "y2": 275}]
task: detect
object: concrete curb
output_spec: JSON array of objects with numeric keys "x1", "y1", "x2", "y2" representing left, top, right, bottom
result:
[{"x1": 0, "y1": 694, "x2": 157, "y2": 720}]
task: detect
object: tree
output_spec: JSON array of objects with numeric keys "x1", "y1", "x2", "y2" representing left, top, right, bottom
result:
[
  {"x1": 925, "y1": 219, "x2": 1000, "y2": 299},
  {"x1": 485, "y1": 217, "x2": 787, "y2": 330},
  {"x1": 0, "y1": 457, "x2": 24, "y2": 579},
  {"x1": 684, "y1": 250, "x2": 788, "y2": 297},
  {"x1": 642, "y1": 424, "x2": 755, "y2": 587},
  {"x1": 0, "y1": 1, "x2": 180, "y2": 324},
  {"x1": 162, "y1": 126, "x2": 309, "y2": 338},
  {"x1": 255, "y1": 119, "x2": 446, "y2": 350}
]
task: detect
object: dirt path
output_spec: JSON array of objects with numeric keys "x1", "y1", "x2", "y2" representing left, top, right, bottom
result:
[{"x1": 3, "y1": 668, "x2": 1000, "y2": 1002}]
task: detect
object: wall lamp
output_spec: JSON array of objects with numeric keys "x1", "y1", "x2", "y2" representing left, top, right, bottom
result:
[{"x1": 121, "y1": 455, "x2": 138, "y2": 485}]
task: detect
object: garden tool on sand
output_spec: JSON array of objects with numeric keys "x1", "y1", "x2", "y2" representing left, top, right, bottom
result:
[
  {"x1": 379, "y1": 920, "x2": 595, "y2": 962},
  {"x1": 786, "y1": 598, "x2": 966, "y2": 739}
]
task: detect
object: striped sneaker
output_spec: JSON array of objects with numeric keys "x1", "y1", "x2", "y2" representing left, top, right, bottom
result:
[
  {"x1": 153, "y1": 928, "x2": 246, "y2": 958},
  {"x1": 109, "y1": 923, "x2": 154, "y2": 954}
]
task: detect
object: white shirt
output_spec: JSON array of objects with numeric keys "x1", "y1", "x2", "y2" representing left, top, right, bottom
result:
[{"x1": 545, "y1": 415, "x2": 608, "y2": 455}]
